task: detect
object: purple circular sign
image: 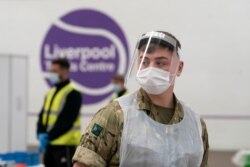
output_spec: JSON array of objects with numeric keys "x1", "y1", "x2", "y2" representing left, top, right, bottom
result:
[{"x1": 40, "y1": 9, "x2": 129, "y2": 105}]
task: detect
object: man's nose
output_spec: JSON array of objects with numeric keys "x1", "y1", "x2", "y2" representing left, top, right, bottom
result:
[{"x1": 149, "y1": 62, "x2": 157, "y2": 68}]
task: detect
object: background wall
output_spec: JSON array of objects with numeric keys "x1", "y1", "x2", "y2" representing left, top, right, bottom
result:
[{"x1": 0, "y1": 0, "x2": 250, "y2": 151}]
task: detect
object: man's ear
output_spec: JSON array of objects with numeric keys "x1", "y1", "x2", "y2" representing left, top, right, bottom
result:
[{"x1": 176, "y1": 61, "x2": 184, "y2": 77}]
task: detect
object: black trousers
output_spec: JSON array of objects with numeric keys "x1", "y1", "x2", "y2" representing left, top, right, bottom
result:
[{"x1": 44, "y1": 145, "x2": 76, "y2": 167}]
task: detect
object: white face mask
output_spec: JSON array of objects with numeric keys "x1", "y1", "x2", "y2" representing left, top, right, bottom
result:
[
  {"x1": 48, "y1": 73, "x2": 60, "y2": 85},
  {"x1": 136, "y1": 67, "x2": 174, "y2": 95}
]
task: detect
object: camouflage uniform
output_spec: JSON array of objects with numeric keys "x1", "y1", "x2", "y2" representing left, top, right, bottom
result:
[{"x1": 73, "y1": 89, "x2": 209, "y2": 167}]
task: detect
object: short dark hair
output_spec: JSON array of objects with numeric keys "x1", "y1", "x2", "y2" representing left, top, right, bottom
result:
[
  {"x1": 112, "y1": 74, "x2": 125, "y2": 83},
  {"x1": 52, "y1": 58, "x2": 70, "y2": 70}
]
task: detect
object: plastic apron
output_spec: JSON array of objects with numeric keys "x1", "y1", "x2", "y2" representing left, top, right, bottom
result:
[{"x1": 118, "y1": 92, "x2": 204, "y2": 167}]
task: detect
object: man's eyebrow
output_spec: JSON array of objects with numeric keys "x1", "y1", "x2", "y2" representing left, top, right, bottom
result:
[
  {"x1": 139, "y1": 56, "x2": 149, "y2": 60},
  {"x1": 155, "y1": 57, "x2": 169, "y2": 60}
]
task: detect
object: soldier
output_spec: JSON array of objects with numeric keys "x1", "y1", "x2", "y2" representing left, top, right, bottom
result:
[{"x1": 73, "y1": 31, "x2": 209, "y2": 167}]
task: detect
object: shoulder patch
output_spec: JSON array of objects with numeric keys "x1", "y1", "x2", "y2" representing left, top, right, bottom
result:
[{"x1": 91, "y1": 123, "x2": 103, "y2": 137}]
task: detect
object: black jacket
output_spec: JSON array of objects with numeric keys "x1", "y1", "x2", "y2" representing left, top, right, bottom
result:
[{"x1": 36, "y1": 79, "x2": 82, "y2": 141}]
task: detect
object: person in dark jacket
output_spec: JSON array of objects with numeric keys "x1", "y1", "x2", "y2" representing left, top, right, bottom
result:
[{"x1": 37, "y1": 58, "x2": 82, "y2": 167}]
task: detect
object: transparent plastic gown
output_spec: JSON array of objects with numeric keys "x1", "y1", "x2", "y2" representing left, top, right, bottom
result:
[{"x1": 118, "y1": 92, "x2": 204, "y2": 167}]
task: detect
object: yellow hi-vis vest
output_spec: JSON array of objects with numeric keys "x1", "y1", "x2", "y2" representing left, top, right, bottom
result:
[
  {"x1": 111, "y1": 90, "x2": 128, "y2": 101},
  {"x1": 42, "y1": 83, "x2": 81, "y2": 146}
]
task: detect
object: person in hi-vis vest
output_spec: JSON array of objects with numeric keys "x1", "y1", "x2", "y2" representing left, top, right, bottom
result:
[
  {"x1": 110, "y1": 74, "x2": 128, "y2": 101},
  {"x1": 37, "y1": 58, "x2": 82, "y2": 167}
]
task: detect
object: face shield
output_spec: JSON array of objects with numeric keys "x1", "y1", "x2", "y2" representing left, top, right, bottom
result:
[{"x1": 126, "y1": 31, "x2": 180, "y2": 94}]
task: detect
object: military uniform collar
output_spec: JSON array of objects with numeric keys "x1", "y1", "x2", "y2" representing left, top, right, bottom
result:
[{"x1": 136, "y1": 88, "x2": 184, "y2": 122}]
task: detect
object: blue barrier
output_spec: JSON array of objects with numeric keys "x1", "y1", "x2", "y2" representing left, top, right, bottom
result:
[{"x1": 0, "y1": 151, "x2": 39, "y2": 166}]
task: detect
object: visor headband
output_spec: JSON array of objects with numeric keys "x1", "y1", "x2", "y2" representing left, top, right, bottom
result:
[{"x1": 140, "y1": 31, "x2": 177, "y2": 49}]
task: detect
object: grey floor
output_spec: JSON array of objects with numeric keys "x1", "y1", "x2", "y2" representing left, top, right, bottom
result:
[{"x1": 209, "y1": 151, "x2": 237, "y2": 167}]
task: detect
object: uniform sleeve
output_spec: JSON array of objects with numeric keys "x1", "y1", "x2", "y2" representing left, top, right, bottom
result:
[
  {"x1": 36, "y1": 97, "x2": 47, "y2": 136},
  {"x1": 72, "y1": 101, "x2": 122, "y2": 167},
  {"x1": 200, "y1": 118, "x2": 209, "y2": 167},
  {"x1": 36, "y1": 108, "x2": 46, "y2": 135}
]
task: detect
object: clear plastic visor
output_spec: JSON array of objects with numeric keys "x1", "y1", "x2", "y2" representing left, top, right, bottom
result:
[{"x1": 126, "y1": 31, "x2": 180, "y2": 86}]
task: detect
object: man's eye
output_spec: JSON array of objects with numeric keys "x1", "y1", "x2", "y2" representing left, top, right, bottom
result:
[
  {"x1": 142, "y1": 60, "x2": 149, "y2": 65},
  {"x1": 156, "y1": 61, "x2": 166, "y2": 66}
]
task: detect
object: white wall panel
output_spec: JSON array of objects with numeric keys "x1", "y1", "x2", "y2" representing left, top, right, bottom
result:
[
  {"x1": 0, "y1": 56, "x2": 10, "y2": 152},
  {"x1": 0, "y1": 55, "x2": 28, "y2": 152},
  {"x1": 10, "y1": 56, "x2": 28, "y2": 151}
]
